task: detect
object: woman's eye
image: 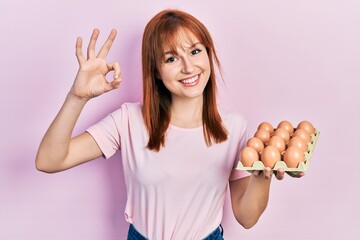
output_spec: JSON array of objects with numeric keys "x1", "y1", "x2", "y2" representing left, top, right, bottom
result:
[
  {"x1": 165, "y1": 57, "x2": 177, "y2": 63},
  {"x1": 191, "y1": 49, "x2": 202, "y2": 55}
]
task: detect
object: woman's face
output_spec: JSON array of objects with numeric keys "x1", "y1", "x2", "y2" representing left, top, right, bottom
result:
[{"x1": 156, "y1": 31, "x2": 211, "y2": 102}]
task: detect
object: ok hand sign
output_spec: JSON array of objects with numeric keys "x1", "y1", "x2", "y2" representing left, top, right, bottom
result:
[{"x1": 70, "y1": 29, "x2": 122, "y2": 101}]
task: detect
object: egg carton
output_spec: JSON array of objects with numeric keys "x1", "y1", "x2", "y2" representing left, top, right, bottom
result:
[{"x1": 236, "y1": 129, "x2": 320, "y2": 172}]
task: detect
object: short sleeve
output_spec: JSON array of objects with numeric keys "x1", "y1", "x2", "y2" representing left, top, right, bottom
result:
[
  {"x1": 229, "y1": 166, "x2": 251, "y2": 181},
  {"x1": 86, "y1": 110, "x2": 122, "y2": 159}
]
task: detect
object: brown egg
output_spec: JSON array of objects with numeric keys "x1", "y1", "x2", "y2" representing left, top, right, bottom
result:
[
  {"x1": 260, "y1": 146, "x2": 281, "y2": 168},
  {"x1": 254, "y1": 129, "x2": 271, "y2": 144},
  {"x1": 297, "y1": 120, "x2": 315, "y2": 135},
  {"x1": 292, "y1": 128, "x2": 311, "y2": 143},
  {"x1": 287, "y1": 136, "x2": 308, "y2": 153},
  {"x1": 273, "y1": 127, "x2": 290, "y2": 143},
  {"x1": 284, "y1": 146, "x2": 305, "y2": 168},
  {"x1": 277, "y1": 120, "x2": 294, "y2": 135},
  {"x1": 246, "y1": 137, "x2": 264, "y2": 154},
  {"x1": 240, "y1": 147, "x2": 259, "y2": 167},
  {"x1": 267, "y1": 135, "x2": 286, "y2": 153},
  {"x1": 258, "y1": 122, "x2": 274, "y2": 134}
]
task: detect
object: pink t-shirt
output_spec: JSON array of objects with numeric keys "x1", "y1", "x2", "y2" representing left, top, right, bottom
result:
[{"x1": 87, "y1": 102, "x2": 250, "y2": 239}]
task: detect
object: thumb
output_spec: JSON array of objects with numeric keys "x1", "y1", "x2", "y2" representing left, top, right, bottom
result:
[{"x1": 103, "y1": 76, "x2": 122, "y2": 93}]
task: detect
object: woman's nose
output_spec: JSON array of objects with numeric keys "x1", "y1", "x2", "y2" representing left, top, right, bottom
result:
[{"x1": 181, "y1": 56, "x2": 194, "y2": 74}]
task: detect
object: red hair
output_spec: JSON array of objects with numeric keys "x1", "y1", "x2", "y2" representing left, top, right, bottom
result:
[{"x1": 142, "y1": 9, "x2": 228, "y2": 151}]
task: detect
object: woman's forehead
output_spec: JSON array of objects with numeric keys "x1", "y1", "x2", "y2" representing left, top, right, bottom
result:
[{"x1": 162, "y1": 29, "x2": 201, "y2": 52}]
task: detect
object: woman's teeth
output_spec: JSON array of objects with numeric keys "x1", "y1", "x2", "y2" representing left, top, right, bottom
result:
[{"x1": 180, "y1": 75, "x2": 198, "y2": 84}]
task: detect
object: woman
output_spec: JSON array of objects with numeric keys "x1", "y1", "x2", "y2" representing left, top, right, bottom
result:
[{"x1": 36, "y1": 9, "x2": 302, "y2": 240}]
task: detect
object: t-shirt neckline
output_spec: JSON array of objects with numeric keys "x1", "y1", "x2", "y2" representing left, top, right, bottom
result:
[{"x1": 169, "y1": 123, "x2": 203, "y2": 132}]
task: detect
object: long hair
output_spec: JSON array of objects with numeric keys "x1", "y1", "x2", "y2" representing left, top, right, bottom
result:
[{"x1": 142, "y1": 9, "x2": 228, "y2": 151}]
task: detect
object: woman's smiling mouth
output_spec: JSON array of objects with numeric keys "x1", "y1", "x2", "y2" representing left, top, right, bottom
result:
[{"x1": 179, "y1": 74, "x2": 200, "y2": 86}]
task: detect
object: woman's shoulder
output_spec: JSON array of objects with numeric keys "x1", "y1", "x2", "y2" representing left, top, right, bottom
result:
[
  {"x1": 219, "y1": 106, "x2": 247, "y2": 123},
  {"x1": 111, "y1": 102, "x2": 142, "y2": 116},
  {"x1": 106, "y1": 102, "x2": 143, "y2": 126},
  {"x1": 121, "y1": 102, "x2": 142, "y2": 111},
  {"x1": 218, "y1": 106, "x2": 248, "y2": 133}
]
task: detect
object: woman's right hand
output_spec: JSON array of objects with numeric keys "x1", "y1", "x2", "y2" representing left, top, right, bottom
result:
[{"x1": 70, "y1": 29, "x2": 122, "y2": 101}]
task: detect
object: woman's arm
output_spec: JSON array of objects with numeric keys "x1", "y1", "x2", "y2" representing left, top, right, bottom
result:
[
  {"x1": 229, "y1": 168, "x2": 300, "y2": 229},
  {"x1": 35, "y1": 29, "x2": 122, "y2": 173}
]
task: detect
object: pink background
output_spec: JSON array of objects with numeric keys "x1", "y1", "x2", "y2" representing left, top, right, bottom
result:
[{"x1": 1, "y1": 0, "x2": 359, "y2": 239}]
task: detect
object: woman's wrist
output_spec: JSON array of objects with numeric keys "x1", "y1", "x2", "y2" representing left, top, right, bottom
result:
[{"x1": 66, "y1": 91, "x2": 90, "y2": 105}]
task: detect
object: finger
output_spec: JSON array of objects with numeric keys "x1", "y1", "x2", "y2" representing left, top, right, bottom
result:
[
  {"x1": 87, "y1": 28, "x2": 100, "y2": 59},
  {"x1": 263, "y1": 167, "x2": 273, "y2": 179},
  {"x1": 110, "y1": 76, "x2": 122, "y2": 89},
  {"x1": 103, "y1": 62, "x2": 122, "y2": 91},
  {"x1": 252, "y1": 170, "x2": 260, "y2": 177},
  {"x1": 275, "y1": 168, "x2": 285, "y2": 180},
  {"x1": 107, "y1": 62, "x2": 121, "y2": 79},
  {"x1": 287, "y1": 171, "x2": 305, "y2": 178},
  {"x1": 103, "y1": 76, "x2": 122, "y2": 93},
  {"x1": 298, "y1": 172, "x2": 305, "y2": 178},
  {"x1": 75, "y1": 37, "x2": 85, "y2": 64},
  {"x1": 97, "y1": 29, "x2": 117, "y2": 59}
]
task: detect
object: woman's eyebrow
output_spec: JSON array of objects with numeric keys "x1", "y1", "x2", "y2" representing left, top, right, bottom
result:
[
  {"x1": 189, "y1": 42, "x2": 204, "y2": 49},
  {"x1": 191, "y1": 42, "x2": 202, "y2": 47},
  {"x1": 163, "y1": 50, "x2": 177, "y2": 55},
  {"x1": 184, "y1": 42, "x2": 202, "y2": 49},
  {"x1": 163, "y1": 42, "x2": 203, "y2": 55}
]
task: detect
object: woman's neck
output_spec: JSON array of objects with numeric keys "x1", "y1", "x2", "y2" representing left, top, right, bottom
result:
[{"x1": 170, "y1": 96, "x2": 203, "y2": 128}]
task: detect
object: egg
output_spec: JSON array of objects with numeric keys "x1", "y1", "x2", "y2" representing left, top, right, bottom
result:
[
  {"x1": 297, "y1": 120, "x2": 315, "y2": 135},
  {"x1": 277, "y1": 120, "x2": 294, "y2": 135},
  {"x1": 292, "y1": 128, "x2": 311, "y2": 143},
  {"x1": 283, "y1": 146, "x2": 305, "y2": 168},
  {"x1": 258, "y1": 121, "x2": 274, "y2": 134},
  {"x1": 246, "y1": 137, "x2": 264, "y2": 153},
  {"x1": 273, "y1": 127, "x2": 291, "y2": 143},
  {"x1": 240, "y1": 147, "x2": 259, "y2": 167},
  {"x1": 254, "y1": 129, "x2": 271, "y2": 144},
  {"x1": 267, "y1": 135, "x2": 286, "y2": 153},
  {"x1": 260, "y1": 146, "x2": 281, "y2": 168},
  {"x1": 287, "y1": 136, "x2": 308, "y2": 153}
]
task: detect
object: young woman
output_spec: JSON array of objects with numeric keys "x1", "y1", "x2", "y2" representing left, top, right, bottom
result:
[{"x1": 36, "y1": 9, "x2": 303, "y2": 240}]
